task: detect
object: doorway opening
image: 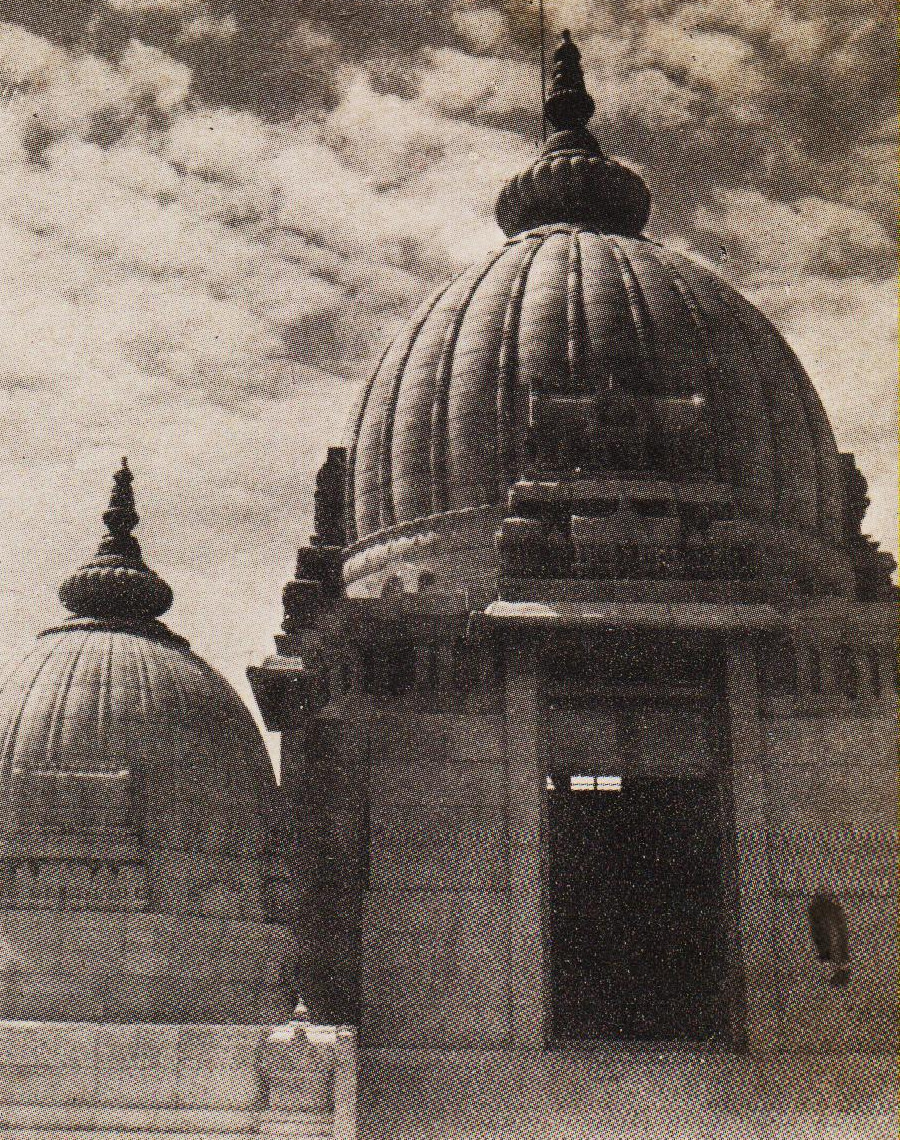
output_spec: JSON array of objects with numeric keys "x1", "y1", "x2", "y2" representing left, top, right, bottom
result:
[{"x1": 548, "y1": 772, "x2": 727, "y2": 1043}]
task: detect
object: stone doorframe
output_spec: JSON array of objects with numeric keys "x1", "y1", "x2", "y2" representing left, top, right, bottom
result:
[{"x1": 501, "y1": 630, "x2": 755, "y2": 1052}]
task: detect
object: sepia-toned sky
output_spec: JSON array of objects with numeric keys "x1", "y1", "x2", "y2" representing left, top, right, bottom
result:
[{"x1": 0, "y1": 0, "x2": 896, "y2": 731}]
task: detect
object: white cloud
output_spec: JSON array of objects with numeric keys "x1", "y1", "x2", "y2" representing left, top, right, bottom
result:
[
  {"x1": 639, "y1": 23, "x2": 766, "y2": 97},
  {"x1": 694, "y1": 187, "x2": 896, "y2": 282},
  {"x1": 757, "y1": 275, "x2": 898, "y2": 553}
]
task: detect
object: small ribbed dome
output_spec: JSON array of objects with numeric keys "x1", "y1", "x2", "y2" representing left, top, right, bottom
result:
[
  {"x1": 0, "y1": 462, "x2": 285, "y2": 865},
  {"x1": 0, "y1": 621, "x2": 277, "y2": 857},
  {"x1": 0, "y1": 464, "x2": 299, "y2": 1025},
  {"x1": 344, "y1": 32, "x2": 847, "y2": 570}
]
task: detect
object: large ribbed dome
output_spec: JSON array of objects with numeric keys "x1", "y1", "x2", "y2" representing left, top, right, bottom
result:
[
  {"x1": 344, "y1": 32, "x2": 847, "y2": 585},
  {"x1": 347, "y1": 227, "x2": 845, "y2": 547}
]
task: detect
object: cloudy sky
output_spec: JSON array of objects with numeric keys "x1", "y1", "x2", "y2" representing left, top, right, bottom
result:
[{"x1": 0, "y1": 0, "x2": 895, "y2": 734}]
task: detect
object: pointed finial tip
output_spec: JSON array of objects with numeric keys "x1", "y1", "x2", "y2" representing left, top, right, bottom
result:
[
  {"x1": 544, "y1": 26, "x2": 595, "y2": 133},
  {"x1": 104, "y1": 457, "x2": 139, "y2": 539},
  {"x1": 495, "y1": 22, "x2": 651, "y2": 237}
]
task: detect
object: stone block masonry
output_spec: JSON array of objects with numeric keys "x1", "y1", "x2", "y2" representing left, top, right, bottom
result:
[
  {"x1": 0, "y1": 1020, "x2": 357, "y2": 1139},
  {"x1": 0, "y1": 911, "x2": 298, "y2": 1025}
]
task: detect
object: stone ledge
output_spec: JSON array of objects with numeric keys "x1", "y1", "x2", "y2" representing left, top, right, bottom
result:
[
  {"x1": 360, "y1": 1046, "x2": 898, "y2": 1117},
  {"x1": 0, "y1": 1128, "x2": 261, "y2": 1140},
  {"x1": 0, "y1": 1130, "x2": 331, "y2": 1140},
  {"x1": 0, "y1": 1021, "x2": 356, "y2": 1138},
  {"x1": 0, "y1": 1104, "x2": 335, "y2": 1138},
  {"x1": 480, "y1": 599, "x2": 786, "y2": 631},
  {"x1": 0, "y1": 1104, "x2": 261, "y2": 1130}
]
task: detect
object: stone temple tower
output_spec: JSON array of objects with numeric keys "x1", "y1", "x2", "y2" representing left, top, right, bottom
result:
[
  {"x1": 250, "y1": 28, "x2": 896, "y2": 1093},
  {"x1": 0, "y1": 460, "x2": 299, "y2": 1023},
  {"x1": 0, "y1": 464, "x2": 357, "y2": 1137}
]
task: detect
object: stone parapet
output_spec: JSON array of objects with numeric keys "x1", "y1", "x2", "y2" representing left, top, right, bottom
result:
[
  {"x1": 341, "y1": 504, "x2": 502, "y2": 602},
  {"x1": 0, "y1": 1019, "x2": 357, "y2": 1138},
  {"x1": 495, "y1": 484, "x2": 855, "y2": 599},
  {"x1": 0, "y1": 847, "x2": 292, "y2": 923},
  {"x1": 0, "y1": 856, "x2": 148, "y2": 912}
]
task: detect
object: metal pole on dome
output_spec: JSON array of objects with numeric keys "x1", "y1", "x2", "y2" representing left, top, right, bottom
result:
[{"x1": 539, "y1": 0, "x2": 548, "y2": 143}]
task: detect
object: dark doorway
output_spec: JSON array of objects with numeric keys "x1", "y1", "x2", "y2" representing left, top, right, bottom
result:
[{"x1": 549, "y1": 774, "x2": 727, "y2": 1042}]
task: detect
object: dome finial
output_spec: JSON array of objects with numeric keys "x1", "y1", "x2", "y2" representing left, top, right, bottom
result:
[
  {"x1": 544, "y1": 30, "x2": 595, "y2": 133},
  {"x1": 59, "y1": 459, "x2": 173, "y2": 623},
  {"x1": 496, "y1": 29, "x2": 651, "y2": 238},
  {"x1": 101, "y1": 457, "x2": 140, "y2": 552}
]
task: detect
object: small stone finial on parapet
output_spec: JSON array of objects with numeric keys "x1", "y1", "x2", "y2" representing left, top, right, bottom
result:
[
  {"x1": 265, "y1": 997, "x2": 312, "y2": 1044},
  {"x1": 313, "y1": 447, "x2": 347, "y2": 550},
  {"x1": 281, "y1": 448, "x2": 348, "y2": 638},
  {"x1": 840, "y1": 452, "x2": 870, "y2": 542},
  {"x1": 840, "y1": 453, "x2": 897, "y2": 601},
  {"x1": 59, "y1": 459, "x2": 174, "y2": 623},
  {"x1": 257, "y1": 1002, "x2": 358, "y2": 1138}
]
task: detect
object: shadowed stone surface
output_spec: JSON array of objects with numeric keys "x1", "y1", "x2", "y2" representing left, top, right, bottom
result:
[{"x1": 359, "y1": 1049, "x2": 898, "y2": 1139}]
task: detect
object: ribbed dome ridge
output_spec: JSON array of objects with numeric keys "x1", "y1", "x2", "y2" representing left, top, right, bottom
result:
[{"x1": 497, "y1": 234, "x2": 545, "y2": 491}]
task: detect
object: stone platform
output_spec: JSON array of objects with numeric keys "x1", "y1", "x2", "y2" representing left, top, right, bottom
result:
[
  {"x1": 359, "y1": 1048, "x2": 897, "y2": 1139},
  {"x1": 0, "y1": 1021, "x2": 356, "y2": 1139}
]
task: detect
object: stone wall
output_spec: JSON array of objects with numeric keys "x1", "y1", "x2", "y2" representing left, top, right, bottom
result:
[
  {"x1": 761, "y1": 708, "x2": 897, "y2": 1052},
  {"x1": 266, "y1": 590, "x2": 896, "y2": 1057},
  {"x1": 727, "y1": 600, "x2": 897, "y2": 1056},
  {"x1": 0, "y1": 1019, "x2": 357, "y2": 1138},
  {"x1": 359, "y1": 705, "x2": 510, "y2": 1048},
  {"x1": 0, "y1": 910, "x2": 297, "y2": 1024}
]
